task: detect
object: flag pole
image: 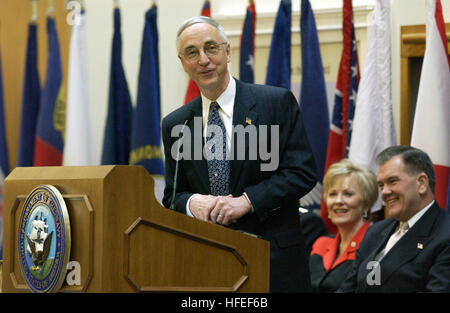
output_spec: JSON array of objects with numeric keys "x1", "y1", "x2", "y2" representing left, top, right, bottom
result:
[
  {"x1": 31, "y1": 0, "x2": 38, "y2": 22},
  {"x1": 65, "y1": 0, "x2": 85, "y2": 10},
  {"x1": 47, "y1": 0, "x2": 55, "y2": 16}
]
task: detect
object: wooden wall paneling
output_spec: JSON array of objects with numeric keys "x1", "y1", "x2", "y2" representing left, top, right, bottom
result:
[
  {"x1": 0, "y1": 0, "x2": 70, "y2": 172},
  {"x1": 400, "y1": 23, "x2": 450, "y2": 145}
]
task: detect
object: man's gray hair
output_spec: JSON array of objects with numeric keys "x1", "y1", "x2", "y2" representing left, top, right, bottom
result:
[{"x1": 176, "y1": 16, "x2": 228, "y2": 52}]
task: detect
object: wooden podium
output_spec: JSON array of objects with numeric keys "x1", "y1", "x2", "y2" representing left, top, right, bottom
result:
[{"x1": 1, "y1": 166, "x2": 270, "y2": 293}]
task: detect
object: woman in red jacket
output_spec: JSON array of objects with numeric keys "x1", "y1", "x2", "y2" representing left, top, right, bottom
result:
[{"x1": 310, "y1": 159, "x2": 378, "y2": 292}]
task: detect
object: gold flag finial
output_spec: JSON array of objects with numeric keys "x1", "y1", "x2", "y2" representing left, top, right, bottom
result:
[
  {"x1": 31, "y1": 0, "x2": 38, "y2": 22},
  {"x1": 47, "y1": 0, "x2": 55, "y2": 16}
]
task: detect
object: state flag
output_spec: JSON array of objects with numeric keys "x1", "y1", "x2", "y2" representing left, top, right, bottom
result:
[
  {"x1": 299, "y1": 0, "x2": 330, "y2": 211},
  {"x1": 265, "y1": 0, "x2": 291, "y2": 90},
  {"x1": 34, "y1": 16, "x2": 65, "y2": 166},
  {"x1": 239, "y1": 0, "x2": 256, "y2": 84},
  {"x1": 101, "y1": 8, "x2": 133, "y2": 165},
  {"x1": 320, "y1": 0, "x2": 360, "y2": 233},
  {"x1": 411, "y1": 0, "x2": 450, "y2": 211}
]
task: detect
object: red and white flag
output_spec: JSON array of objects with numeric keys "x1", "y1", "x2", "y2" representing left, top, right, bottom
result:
[
  {"x1": 411, "y1": 0, "x2": 450, "y2": 209},
  {"x1": 320, "y1": 0, "x2": 360, "y2": 233}
]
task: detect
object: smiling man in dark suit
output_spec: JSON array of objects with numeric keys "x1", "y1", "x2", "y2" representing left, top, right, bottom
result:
[
  {"x1": 338, "y1": 146, "x2": 450, "y2": 292},
  {"x1": 161, "y1": 16, "x2": 317, "y2": 292}
]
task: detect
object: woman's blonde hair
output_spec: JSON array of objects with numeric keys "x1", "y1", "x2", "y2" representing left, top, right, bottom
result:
[{"x1": 323, "y1": 159, "x2": 378, "y2": 212}]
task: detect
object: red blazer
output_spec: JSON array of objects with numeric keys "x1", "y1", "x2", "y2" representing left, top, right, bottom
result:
[{"x1": 309, "y1": 221, "x2": 370, "y2": 292}]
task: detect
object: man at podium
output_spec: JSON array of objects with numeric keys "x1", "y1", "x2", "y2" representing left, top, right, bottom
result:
[{"x1": 161, "y1": 16, "x2": 317, "y2": 292}]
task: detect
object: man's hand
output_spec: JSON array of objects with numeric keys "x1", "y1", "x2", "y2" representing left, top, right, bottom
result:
[
  {"x1": 189, "y1": 194, "x2": 218, "y2": 222},
  {"x1": 210, "y1": 195, "x2": 252, "y2": 225}
]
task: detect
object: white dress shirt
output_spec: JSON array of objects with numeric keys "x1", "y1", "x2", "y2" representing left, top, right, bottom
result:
[
  {"x1": 185, "y1": 76, "x2": 253, "y2": 217},
  {"x1": 375, "y1": 200, "x2": 435, "y2": 261},
  {"x1": 200, "y1": 75, "x2": 235, "y2": 149}
]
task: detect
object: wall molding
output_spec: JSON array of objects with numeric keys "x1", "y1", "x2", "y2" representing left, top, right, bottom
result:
[{"x1": 216, "y1": 5, "x2": 375, "y2": 38}]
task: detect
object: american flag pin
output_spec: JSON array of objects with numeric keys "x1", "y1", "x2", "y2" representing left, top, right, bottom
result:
[
  {"x1": 417, "y1": 243, "x2": 423, "y2": 250},
  {"x1": 245, "y1": 117, "x2": 252, "y2": 125}
]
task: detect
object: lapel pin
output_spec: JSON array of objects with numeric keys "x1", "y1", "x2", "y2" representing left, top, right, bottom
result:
[
  {"x1": 417, "y1": 243, "x2": 423, "y2": 250},
  {"x1": 245, "y1": 117, "x2": 252, "y2": 125}
]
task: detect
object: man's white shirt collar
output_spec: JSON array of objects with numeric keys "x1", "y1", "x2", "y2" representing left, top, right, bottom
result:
[
  {"x1": 405, "y1": 200, "x2": 435, "y2": 229},
  {"x1": 201, "y1": 75, "x2": 235, "y2": 122},
  {"x1": 200, "y1": 75, "x2": 235, "y2": 144}
]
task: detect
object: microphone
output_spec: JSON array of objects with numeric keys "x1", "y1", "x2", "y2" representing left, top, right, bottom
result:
[{"x1": 170, "y1": 118, "x2": 189, "y2": 211}]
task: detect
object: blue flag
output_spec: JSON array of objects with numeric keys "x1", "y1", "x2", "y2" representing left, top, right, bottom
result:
[
  {"x1": 18, "y1": 23, "x2": 41, "y2": 167},
  {"x1": 299, "y1": 0, "x2": 329, "y2": 182},
  {"x1": 102, "y1": 8, "x2": 132, "y2": 165},
  {"x1": 265, "y1": 0, "x2": 291, "y2": 89},
  {"x1": 129, "y1": 5, "x2": 163, "y2": 175},
  {"x1": 239, "y1": 1, "x2": 256, "y2": 84},
  {"x1": 34, "y1": 17, "x2": 64, "y2": 166}
]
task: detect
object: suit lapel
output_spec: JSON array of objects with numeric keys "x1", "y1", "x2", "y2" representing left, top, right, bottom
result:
[
  {"x1": 229, "y1": 79, "x2": 258, "y2": 194},
  {"x1": 358, "y1": 220, "x2": 396, "y2": 293},
  {"x1": 186, "y1": 98, "x2": 210, "y2": 193},
  {"x1": 186, "y1": 80, "x2": 260, "y2": 195},
  {"x1": 367, "y1": 219, "x2": 397, "y2": 263},
  {"x1": 379, "y1": 204, "x2": 440, "y2": 285}
]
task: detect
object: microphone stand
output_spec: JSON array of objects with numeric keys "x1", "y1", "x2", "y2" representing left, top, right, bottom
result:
[{"x1": 169, "y1": 119, "x2": 189, "y2": 211}]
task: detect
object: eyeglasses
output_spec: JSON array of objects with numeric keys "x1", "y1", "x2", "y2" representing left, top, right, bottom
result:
[{"x1": 180, "y1": 42, "x2": 228, "y2": 62}]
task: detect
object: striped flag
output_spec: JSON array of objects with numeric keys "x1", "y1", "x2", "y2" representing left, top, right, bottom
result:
[
  {"x1": 183, "y1": 0, "x2": 211, "y2": 104},
  {"x1": 63, "y1": 10, "x2": 96, "y2": 166},
  {"x1": 101, "y1": 8, "x2": 133, "y2": 165},
  {"x1": 239, "y1": 0, "x2": 256, "y2": 84},
  {"x1": 17, "y1": 22, "x2": 40, "y2": 167},
  {"x1": 349, "y1": 0, "x2": 396, "y2": 214},
  {"x1": 299, "y1": 0, "x2": 330, "y2": 211},
  {"x1": 265, "y1": 0, "x2": 291, "y2": 90},
  {"x1": 34, "y1": 16, "x2": 65, "y2": 166},
  {"x1": 411, "y1": 0, "x2": 450, "y2": 211},
  {"x1": 320, "y1": 0, "x2": 360, "y2": 233}
]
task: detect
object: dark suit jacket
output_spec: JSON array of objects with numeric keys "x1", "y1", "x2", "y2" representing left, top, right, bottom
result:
[
  {"x1": 300, "y1": 210, "x2": 329, "y2": 255},
  {"x1": 310, "y1": 221, "x2": 369, "y2": 292},
  {"x1": 161, "y1": 78, "x2": 317, "y2": 292},
  {"x1": 338, "y1": 202, "x2": 450, "y2": 292}
]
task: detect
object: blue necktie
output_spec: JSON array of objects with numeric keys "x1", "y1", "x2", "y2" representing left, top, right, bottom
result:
[{"x1": 206, "y1": 102, "x2": 230, "y2": 196}]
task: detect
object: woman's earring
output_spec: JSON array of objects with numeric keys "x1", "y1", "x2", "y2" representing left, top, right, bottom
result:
[{"x1": 363, "y1": 210, "x2": 369, "y2": 220}]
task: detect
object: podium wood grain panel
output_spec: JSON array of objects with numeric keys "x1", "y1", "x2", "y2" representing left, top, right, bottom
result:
[
  {"x1": 124, "y1": 217, "x2": 248, "y2": 292},
  {"x1": 2, "y1": 166, "x2": 270, "y2": 293}
]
